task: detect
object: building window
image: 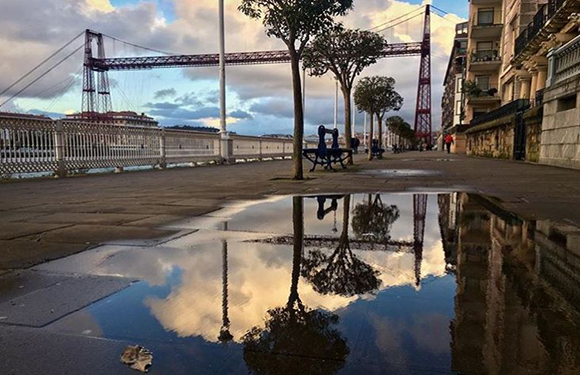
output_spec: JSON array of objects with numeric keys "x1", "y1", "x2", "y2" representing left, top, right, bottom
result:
[
  {"x1": 478, "y1": 8, "x2": 495, "y2": 26},
  {"x1": 558, "y1": 94, "x2": 577, "y2": 112},
  {"x1": 475, "y1": 75, "x2": 491, "y2": 91},
  {"x1": 456, "y1": 78, "x2": 463, "y2": 93},
  {"x1": 477, "y1": 41, "x2": 493, "y2": 52}
]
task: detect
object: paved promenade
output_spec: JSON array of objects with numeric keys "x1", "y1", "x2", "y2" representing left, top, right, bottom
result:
[{"x1": 1, "y1": 151, "x2": 580, "y2": 270}]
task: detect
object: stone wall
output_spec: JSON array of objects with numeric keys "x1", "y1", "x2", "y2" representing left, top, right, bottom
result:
[
  {"x1": 540, "y1": 75, "x2": 580, "y2": 170},
  {"x1": 466, "y1": 116, "x2": 515, "y2": 160},
  {"x1": 526, "y1": 110, "x2": 543, "y2": 163},
  {"x1": 465, "y1": 107, "x2": 543, "y2": 162}
]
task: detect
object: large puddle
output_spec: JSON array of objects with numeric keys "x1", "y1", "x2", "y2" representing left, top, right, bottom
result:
[{"x1": 17, "y1": 193, "x2": 580, "y2": 373}]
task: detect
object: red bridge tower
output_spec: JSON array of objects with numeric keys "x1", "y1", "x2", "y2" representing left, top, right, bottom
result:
[{"x1": 414, "y1": 5, "x2": 433, "y2": 145}]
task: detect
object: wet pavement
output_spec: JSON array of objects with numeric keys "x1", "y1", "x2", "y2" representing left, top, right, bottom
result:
[
  {"x1": 1, "y1": 192, "x2": 580, "y2": 374},
  {"x1": 358, "y1": 169, "x2": 441, "y2": 177}
]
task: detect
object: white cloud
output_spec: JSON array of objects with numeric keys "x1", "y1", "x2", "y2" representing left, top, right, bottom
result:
[{"x1": 0, "y1": 0, "x2": 465, "y2": 133}]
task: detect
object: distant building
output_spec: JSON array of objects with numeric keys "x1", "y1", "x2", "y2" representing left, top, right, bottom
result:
[
  {"x1": 262, "y1": 134, "x2": 293, "y2": 139},
  {"x1": 442, "y1": 22, "x2": 468, "y2": 133},
  {"x1": 65, "y1": 111, "x2": 159, "y2": 127},
  {"x1": 166, "y1": 125, "x2": 220, "y2": 133},
  {"x1": 0, "y1": 111, "x2": 52, "y2": 121}
]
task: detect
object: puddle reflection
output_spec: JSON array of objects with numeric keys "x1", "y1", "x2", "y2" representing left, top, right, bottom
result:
[{"x1": 34, "y1": 193, "x2": 580, "y2": 374}]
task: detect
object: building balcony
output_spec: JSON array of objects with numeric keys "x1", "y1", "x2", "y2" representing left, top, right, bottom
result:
[
  {"x1": 467, "y1": 89, "x2": 501, "y2": 105},
  {"x1": 547, "y1": 34, "x2": 580, "y2": 87},
  {"x1": 513, "y1": 0, "x2": 580, "y2": 63},
  {"x1": 470, "y1": 0, "x2": 502, "y2": 5},
  {"x1": 469, "y1": 99, "x2": 530, "y2": 126},
  {"x1": 469, "y1": 50, "x2": 501, "y2": 72},
  {"x1": 471, "y1": 23, "x2": 503, "y2": 39}
]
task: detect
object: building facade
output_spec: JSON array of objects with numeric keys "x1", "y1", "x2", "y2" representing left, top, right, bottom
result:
[
  {"x1": 464, "y1": 0, "x2": 505, "y2": 123},
  {"x1": 445, "y1": 0, "x2": 580, "y2": 168},
  {"x1": 442, "y1": 22, "x2": 469, "y2": 133},
  {"x1": 440, "y1": 22, "x2": 469, "y2": 152}
]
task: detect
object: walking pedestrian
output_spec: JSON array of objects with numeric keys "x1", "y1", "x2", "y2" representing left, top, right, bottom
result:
[{"x1": 444, "y1": 133, "x2": 454, "y2": 154}]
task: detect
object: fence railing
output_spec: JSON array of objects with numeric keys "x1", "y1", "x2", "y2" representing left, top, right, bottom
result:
[
  {"x1": 0, "y1": 117, "x2": 295, "y2": 178},
  {"x1": 547, "y1": 34, "x2": 580, "y2": 87},
  {"x1": 470, "y1": 99, "x2": 531, "y2": 127},
  {"x1": 471, "y1": 50, "x2": 501, "y2": 63},
  {"x1": 514, "y1": 0, "x2": 568, "y2": 57}
]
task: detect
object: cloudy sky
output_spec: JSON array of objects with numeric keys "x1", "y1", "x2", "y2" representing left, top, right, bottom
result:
[{"x1": 0, "y1": 0, "x2": 467, "y2": 135}]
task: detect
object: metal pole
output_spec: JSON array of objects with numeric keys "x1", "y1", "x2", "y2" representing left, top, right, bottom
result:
[
  {"x1": 218, "y1": 0, "x2": 229, "y2": 162},
  {"x1": 333, "y1": 80, "x2": 338, "y2": 130},
  {"x1": 363, "y1": 112, "x2": 367, "y2": 146},
  {"x1": 302, "y1": 66, "x2": 306, "y2": 119},
  {"x1": 352, "y1": 100, "x2": 356, "y2": 138}
]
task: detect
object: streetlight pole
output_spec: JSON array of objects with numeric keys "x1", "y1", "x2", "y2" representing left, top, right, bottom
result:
[
  {"x1": 333, "y1": 80, "x2": 338, "y2": 130},
  {"x1": 352, "y1": 99, "x2": 356, "y2": 138},
  {"x1": 302, "y1": 66, "x2": 306, "y2": 120},
  {"x1": 363, "y1": 112, "x2": 367, "y2": 146},
  {"x1": 218, "y1": 0, "x2": 229, "y2": 162}
]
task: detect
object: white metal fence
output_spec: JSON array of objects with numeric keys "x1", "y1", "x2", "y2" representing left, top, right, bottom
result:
[{"x1": 0, "y1": 117, "x2": 294, "y2": 178}]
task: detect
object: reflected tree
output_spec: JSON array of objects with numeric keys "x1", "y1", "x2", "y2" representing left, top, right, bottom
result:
[
  {"x1": 352, "y1": 194, "x2": 400, "y2": 247},
  {"x1": 242, "y1": 197, "x2": 349, "y2": 375},
  {"x1": 301, "y1": 195, "x2": 382, "y2": 297}
]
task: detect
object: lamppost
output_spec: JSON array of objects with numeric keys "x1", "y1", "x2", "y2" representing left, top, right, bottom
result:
[
  {"x1": 352, "y1": 99, "x2": 356, "y2": 138},
  {"x1": 302, "y1": 65, "x2": 307, "y2": 119},
  {"x1": 363, "y1": 112, "x2": 367, "y2": 146},
  {"x1": 218, "y1": 0, "x2": 229, "y2": 162},
  {"x1": 333, "y1": 80, "x2": 338, "y2": 130}
]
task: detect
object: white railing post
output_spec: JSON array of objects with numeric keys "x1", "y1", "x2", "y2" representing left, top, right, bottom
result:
[
  {"x1": 159, "y1": 128, "x2": 167, "y2": 169},
  {"x1": 54, "y1": 120, "x2": 66, "y2": 178}
]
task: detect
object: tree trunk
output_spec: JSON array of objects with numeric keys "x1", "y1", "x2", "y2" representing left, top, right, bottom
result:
[
  {"x1": 368, "y1": 113, "x2": 374, "y2": 161},
  {"x1": 289, "y1": 50, "x2": 304, "y2": 180},
  {"x1": 342, "y1": 87, "x2": 353, "y2": 165},
  {"x1": 289, "y1": 196, "x2": 304, "y2": 307}
]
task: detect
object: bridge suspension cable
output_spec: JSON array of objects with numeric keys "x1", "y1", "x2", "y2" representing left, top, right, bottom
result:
[
  {"x1": 0, "y1": 43, "x2": 84, "y2": 109},
  {"x1": 367, "y1": 5, "x2": 426, "y2": 31},
  {"x1": 0, "y1": 31, "x2": 84, "y2": 100},
  {"x1": 101, "y1": 33, "x2": 177, "y2": 56},
  {"x1": 373, "y1": 11, "x2": 426, "y2": 34}
]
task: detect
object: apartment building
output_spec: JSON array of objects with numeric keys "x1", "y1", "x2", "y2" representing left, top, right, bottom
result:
[
  {"x1": 445, "y1": 0, "x2": 579, "y2": 167},
  {"x1": 464, "y1": 0, "x2": 504, "y2": 123},
  {"x1": 500, "y1": 0, "x2": 549, "y2": 104}
]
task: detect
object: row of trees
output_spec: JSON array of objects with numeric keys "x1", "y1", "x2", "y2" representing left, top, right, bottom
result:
[{"x1": 239, "y1": 0, "x2": 411, "y2": 178}]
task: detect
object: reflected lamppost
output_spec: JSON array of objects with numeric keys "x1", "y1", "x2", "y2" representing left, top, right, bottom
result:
[{"x1": 218, "y1": 222, "x2": 233, "y2": 343}]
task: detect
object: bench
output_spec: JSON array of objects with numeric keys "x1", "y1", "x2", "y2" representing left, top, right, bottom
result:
[
  {"x1": 303, "y1": 125, "x2": 353, "y2": 172},
  {"x1": 365, "y1": 139, "x2": 385, "y2": 159},
  {"x1": 311, "y1": 195, "x2": 344, "y2": 220}
]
